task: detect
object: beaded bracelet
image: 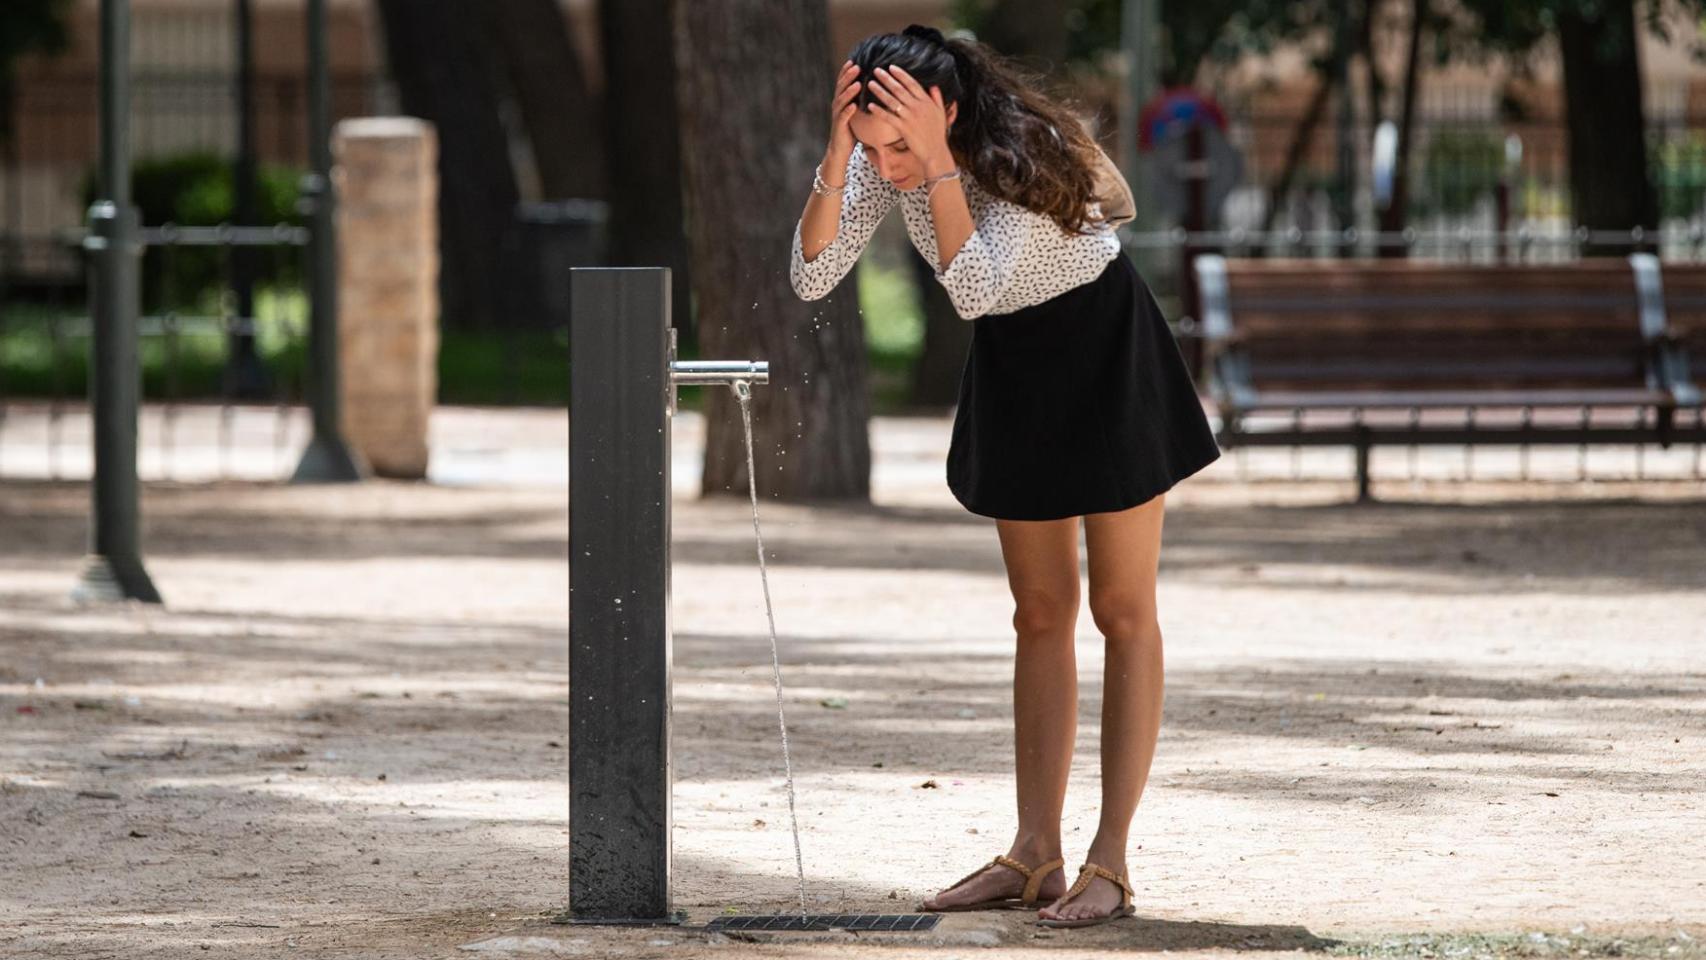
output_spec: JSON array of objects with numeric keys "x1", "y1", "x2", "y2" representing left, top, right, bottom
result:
[{"x1": 808, "y1": 163, "x2": 842, "y2": 196}]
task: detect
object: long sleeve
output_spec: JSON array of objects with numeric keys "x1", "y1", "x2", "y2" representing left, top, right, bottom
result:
[
  {"x1": 789, "y1": 149, "x2": 897, "y2": 301},
  {"x1": 931, "y1": 195, "x2": 1035, "y2": 320}
]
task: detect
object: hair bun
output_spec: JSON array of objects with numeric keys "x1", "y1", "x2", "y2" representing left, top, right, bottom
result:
[{"x1": 902, "y1": 23, "x2": 948, "y2": 47}]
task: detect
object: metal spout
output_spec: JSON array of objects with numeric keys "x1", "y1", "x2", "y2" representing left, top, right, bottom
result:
[
  {"x1": 668, "y1": 360, "x2": 769, "y2": 385},
  {"x1": 664, "y1": 328, "x2": 769, "y2": 416}
]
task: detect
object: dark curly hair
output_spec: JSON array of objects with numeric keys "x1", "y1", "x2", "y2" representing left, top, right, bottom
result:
[{"x1": 847, "y1": 24, "x2": 1107, "y2": 235}]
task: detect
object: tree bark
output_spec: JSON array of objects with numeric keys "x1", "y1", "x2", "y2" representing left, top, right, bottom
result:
[
  {"x1": 480, "y1": 0, "x2": 603, "y2": 199},
  {"x1": 374, "y1": 0, "x2": 519, "y2": 331},
  {"x1": 1377, "y1": 0, "x2": 1426, "y2": 252},
  {"x1": 1360, "y1": 0, "x2": 1387, "y2": 133},
  {"x1": 1555, "y1": 0, "x2": 1657, "y2": 252},
  {"x1": 600, "y1": 0, "x2": 692, "y2": 336},
  {"x1": 673, "y1": 0, "x2": 871, "y2": 502}
]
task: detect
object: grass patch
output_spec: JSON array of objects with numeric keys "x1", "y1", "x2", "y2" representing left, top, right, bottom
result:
[
  {"x1": 859, "y1": 257, "x2": 924, "y2": 416},
  {"x1": 3, "y1": 265, "x2": 934, "y2": 411}
]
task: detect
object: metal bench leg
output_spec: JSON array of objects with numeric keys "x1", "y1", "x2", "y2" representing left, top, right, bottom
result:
[{"x1": 1355, "y1": 426, "x2": 1373, "y2": 503}]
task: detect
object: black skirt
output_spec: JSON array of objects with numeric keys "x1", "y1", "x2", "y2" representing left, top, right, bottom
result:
[{"x1": 946, "y1": 250, "x2": 1222, "y2": 521}]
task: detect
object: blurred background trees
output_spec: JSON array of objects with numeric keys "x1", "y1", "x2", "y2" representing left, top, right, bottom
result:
[{"x1": 4, "y1": 0, "x2": 1706, "y2": 498}]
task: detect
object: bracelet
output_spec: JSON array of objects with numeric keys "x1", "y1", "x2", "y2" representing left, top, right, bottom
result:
[
  {"x1": 812, "y1": 162, "x2": 846, "y2": 197},
  {"x1": 923, "y1": 167, "x2": 961, "y2": 200}
]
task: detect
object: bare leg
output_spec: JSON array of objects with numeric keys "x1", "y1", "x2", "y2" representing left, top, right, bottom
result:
[
  {"x1": 922, "y1": 514, "x2": 1079, "y2": 909},
  {"x1": 1038, "y1": 494, "x2": 1165, "y2": 922}
]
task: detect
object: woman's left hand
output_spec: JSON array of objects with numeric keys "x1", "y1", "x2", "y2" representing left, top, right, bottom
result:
[{"x1": 866, "y1": 65, "x2": 956, "y2": 177}]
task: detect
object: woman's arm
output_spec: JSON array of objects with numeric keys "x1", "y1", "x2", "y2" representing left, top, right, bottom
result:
[
  {"x1": 922, "y1": 155, "x2": 974, "y2": 273},
  {"x1": 790, "y1": 148, "x2": 897, "y2": 301},
  {"x1": 796, "y1": 164, "x2": 845, "y2": 266},
  {"x1": 930, "y1": 194, "x2": 1033, "y2": 319}
]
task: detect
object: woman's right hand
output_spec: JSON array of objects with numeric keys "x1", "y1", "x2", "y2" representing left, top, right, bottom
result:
[{"x1": 822, "y1": 60, "x2": 862, "y2": 185}]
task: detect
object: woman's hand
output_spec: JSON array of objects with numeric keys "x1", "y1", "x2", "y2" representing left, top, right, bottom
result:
[
  {"x1": 822, "y1": 60, "x2": 863, "y2": 184},
  {"x1": 865, "y1": 64, "x2": 955, "y2": 177}
]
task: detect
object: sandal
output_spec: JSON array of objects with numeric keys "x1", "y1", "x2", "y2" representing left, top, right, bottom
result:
[
  {"x1": 1034, "y1": 861, "x2": 1137, "y2": 928},
  {"x1": 917, "y1": 853, "x2": 1066, "y2": 912}
]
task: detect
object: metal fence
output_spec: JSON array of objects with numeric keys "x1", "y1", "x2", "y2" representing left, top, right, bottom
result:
[
  {"x1": 0, "y1": 223, "x2": 312, "y2": 481},
  {"x1": 1, "y1": 52, "x2": 389, "y2": 482}
]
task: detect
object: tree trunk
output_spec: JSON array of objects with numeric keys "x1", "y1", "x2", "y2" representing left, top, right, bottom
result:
[
  {"x1": 374, "y1": 0, "x2": 519, "y2": 331},
  {"x1": 480, "y1": 0, "x2": 603, "y2": 199},
  {"x1": 1260, "y1": 73, "x2": 1333, "y2": 239},
  {"x1": 673, "y1": 0, "x2": 871, "y2": 502},
  {"x1": 1556, "y1": 0, "x2": 1656, "y2": 252},
  {"x1": 600, "y1": 0, "x2": 692, "y2": 336},
  {"x1": 1377, "y1": 0, "x2": 1426, "y2": 253},
  {"x1": 1360, "y1": 0, "x2": 1387, "y2": 133}
]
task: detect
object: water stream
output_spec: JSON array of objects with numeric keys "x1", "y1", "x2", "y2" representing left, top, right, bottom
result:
[{"x1": 732, "y1": 379, "x2": 809, "y2": 919}]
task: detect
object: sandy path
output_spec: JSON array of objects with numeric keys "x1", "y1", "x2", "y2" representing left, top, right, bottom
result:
[{"x1": 2, "y1": 411, "x2": 1704, "y2": 959}]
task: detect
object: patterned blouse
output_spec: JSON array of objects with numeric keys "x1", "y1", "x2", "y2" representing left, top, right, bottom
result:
[{"x1": 789, "y1": 146, "x2": 1122, "y2": 320}]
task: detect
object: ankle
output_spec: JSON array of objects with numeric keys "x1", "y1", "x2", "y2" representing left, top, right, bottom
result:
[
  {"x1": 1007, "y1": 832, "x2": 1063, "y2": 866},
  {"x1": 1084, "y1": 838, "x2": 1129, "y2": 870}
]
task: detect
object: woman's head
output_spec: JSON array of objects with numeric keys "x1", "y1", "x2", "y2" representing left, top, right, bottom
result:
[
  {"x1": 846, "y1": 26, "x2": 960, "y2": 191},
  {"x1": 847, "y1": 24, "x2": 1108, "y2": 234}
]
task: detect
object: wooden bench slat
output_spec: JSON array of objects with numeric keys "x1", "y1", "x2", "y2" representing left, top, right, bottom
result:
[{"x1": 1235, "y1": 388, "x2": 1676, "y2": 409}]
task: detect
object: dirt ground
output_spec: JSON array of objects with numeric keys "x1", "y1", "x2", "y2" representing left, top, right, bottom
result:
[{"x1": 2, "y1": 410, "x2": 1704, "y2": 959}]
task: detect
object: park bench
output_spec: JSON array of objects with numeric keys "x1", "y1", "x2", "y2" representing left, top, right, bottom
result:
[{"x1": 1193, "y1": 253, "x2": 1706, "y2": 500}]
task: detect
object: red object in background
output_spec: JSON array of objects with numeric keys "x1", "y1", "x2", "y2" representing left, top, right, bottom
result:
[
  {"x1": 1137, "y1": 87, "x2": 1229, "y2": 153},
  {"x1": 16, "y1": 706, "x2": 37, "y2": 714}
]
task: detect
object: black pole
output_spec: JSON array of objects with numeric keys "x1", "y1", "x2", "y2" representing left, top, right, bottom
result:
[
  {"x1": 226, "y1": 0, "x2": 270, "y2": 399},
  {"x1": 75, "y1": 0, "x2": 161, "y2": 604},
  {"x1": 290, "y1": 0, "x2": 361, "y2": 481},
  {"x1": 567, "y1": 267, "x2": 678, "y2": 924}
]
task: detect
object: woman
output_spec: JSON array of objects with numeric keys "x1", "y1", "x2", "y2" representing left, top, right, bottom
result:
[{"x1": 789, "y1": 25, "x2": 1221, "y2": 929}]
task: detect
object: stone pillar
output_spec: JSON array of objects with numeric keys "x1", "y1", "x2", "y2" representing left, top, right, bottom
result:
[{"x1": 333, "y1": 117, "x2": 439, "y2": 478}]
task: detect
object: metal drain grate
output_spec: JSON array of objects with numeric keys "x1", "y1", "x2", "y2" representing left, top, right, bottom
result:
[{"x1": 705, "y1": 913, "x2": 941, "y2": 933}]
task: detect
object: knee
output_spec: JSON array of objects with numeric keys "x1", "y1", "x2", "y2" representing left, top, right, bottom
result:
[
  {"x1": 1088, "y1": 592, "x2": 1159, "y2": 646},
  {"x1": 1011, "y1": 587, "x2": 1080, "y2": 640}
]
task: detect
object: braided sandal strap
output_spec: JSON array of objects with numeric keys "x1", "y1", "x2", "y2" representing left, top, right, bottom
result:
[
  {"x1": 941, "y1": 854, "x2": 1063, "y2": 903},
  {"x1": 1062, "y1": 862, "x2": 1134, "y2": 909},
  {"x1": 1012, "y1": 856, "x2": 1064, "y2": 903}
]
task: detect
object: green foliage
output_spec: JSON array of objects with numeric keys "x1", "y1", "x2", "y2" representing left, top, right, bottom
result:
[
  {"x1": 0, "y1": 288, "x2": 306, "y2": 399},
  {"x1": 1654, "y1": 132, "x2": 1706, "y2": 220},
  {"x1": 1444, "y1": 0, "x2": 1706, "y2": 65},
  {"x1": 949, "y1": 0, "x2": 1333, "y2": 85},
  {"x1": 858, "y1": 259, "x2": 926, "y2": 415},
  {"x1": 4, "y1": 239, "x2": 936, "y2": 410},
  {"x1": 438, "y1": 328, "x2": 569, "y2": 406},
  {"x1": 858, "y1": 259, "x2": 924, "y2": 357},
  {"x1": 1417, "y1": 129, "x2": 1505, "y2": 217},
  {"x1": 78, "y1": 151, "x2": 309, "y2": 313}
]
